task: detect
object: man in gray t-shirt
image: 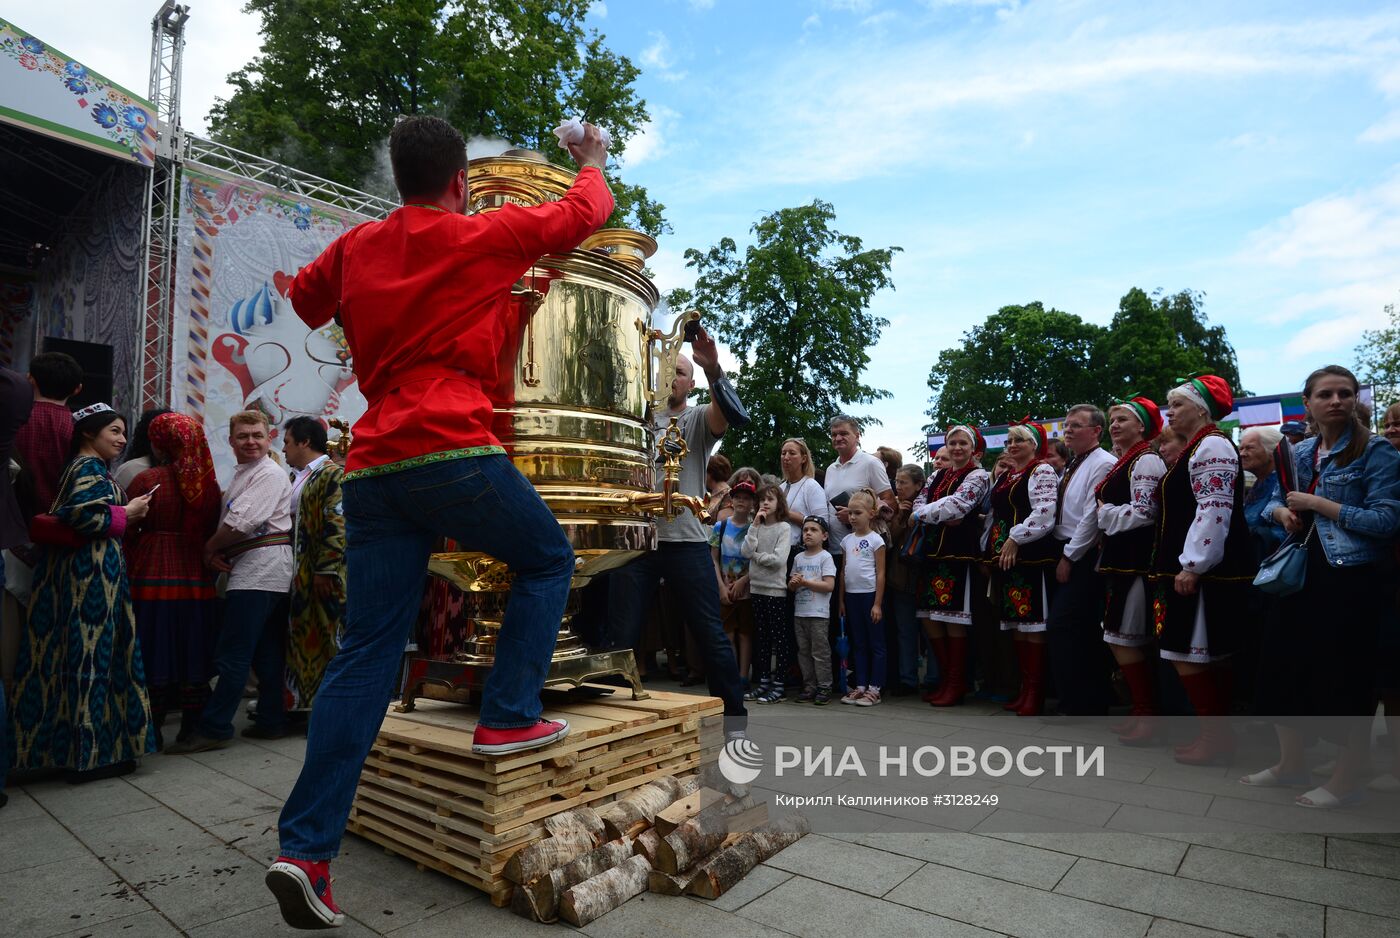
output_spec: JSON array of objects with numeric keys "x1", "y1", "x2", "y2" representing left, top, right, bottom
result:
[{"x1": 605, "y1": 328, "x2": 746, "y2": 726}]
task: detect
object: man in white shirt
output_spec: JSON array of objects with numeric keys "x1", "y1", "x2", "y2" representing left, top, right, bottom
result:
[
  {"x1": 169, "y1": 410, "x2": 295, "y2": 752},
  {"x1": 1046, "y1": 404, "x2": 1117, "y2": 718},
  {"x1": 822, "y1": 415, "x2": 896, "y2": 684}
]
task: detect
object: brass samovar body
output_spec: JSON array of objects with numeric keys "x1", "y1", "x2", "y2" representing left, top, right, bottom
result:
[{"x1": 395, "y1": 150, "x2": 702, "y2": 711}]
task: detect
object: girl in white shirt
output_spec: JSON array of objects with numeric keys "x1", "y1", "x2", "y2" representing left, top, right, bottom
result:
[{"x1": 839, "y1": 489, "x2": 886, "y2": 707}]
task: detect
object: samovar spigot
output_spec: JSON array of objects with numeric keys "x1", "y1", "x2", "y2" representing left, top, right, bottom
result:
[
  {"x1": 327, "y1": 418, "x2": 352, "y2": 459},
  {"x1": 658, "y1": 416, "x2": 688, "y2": 520}
]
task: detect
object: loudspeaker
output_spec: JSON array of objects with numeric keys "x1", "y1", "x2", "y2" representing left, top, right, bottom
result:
[{"x1": 42, "y1": 337, "x2": 113, "y2": 412}]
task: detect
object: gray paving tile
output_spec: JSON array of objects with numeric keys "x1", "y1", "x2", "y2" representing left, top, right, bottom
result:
[
  {"x1": 1107, "y1": 804, "x2": 1331, "y2": 863},
  {"x1": 584, "y1": 892, "x2": 792, "y2": 938},
  {"x1": 2, "y1": 785, "x2": 47, "y2": 820},
  {"x1": 136, "y1": 762, "x2": 283, "y2": 826},
  {"x1": 982, "y1": 782, "x2": 1117, "y2": 827},
  {"x1": 0, "y1": 812, "x2": 91, "y2": 874},
  {"x1": 329, "y1": 836, "x2": 480, "y2": 932},
  {"x1": 0, "y1": 854, "x2": 152, "y2": 938},
  {"x1": 1324, "y1": 906, "x2": 1400, "y2": 938},
  {"x1": 1144, "y1": 919, "x2": 1247, "y2": 937},
  {"x1": 886, "y1": 861, "x2": 1151, "y2": 938},
  {"x1": 186, "y1": 902, "x2": 381, "y2": 937},
  {"x1": 209, "y1": 810, "x2": 282, "y2": 864},
  {"x1": 739, "y1": 875, "x2": 1001, "y2": 938},
  {"x1": 1054, "y1": 857, "x2": 1323, "y2": 938},
  {"x1": 1205, "y1": 793, "x2": 1400, "y2": 834},
  {"x1": 120, "y1": 842, "x2": 277, "y2": 932},
  {"x1": 986, "y1": 830, "x2": 1188, "y2": 875},
  {"x1": 67, "y1": 805, "x2": 223, "y2": 868},
  {"x1": 387, "y1": 901, "x2": 559, "y2": 937},
  {"x1": 1177, "y1": 843, "x2": 1400, "y2": 919},
  {"x1": 856, "y1": 830, "x2": 1075, "y2": 889},
  {"x1": 688, "y1": 863, "x2": 792, "y2": 912},
  {"x1": 50, "y1": 909, "x2": 187, "y2": 937},
  {"x1": 188, "y1": 744, "x2": 306, "y2": 797},
  {"x1": 759, "y1": 832, "x2": 924, "y2": 897},
  {"x1": 24, "y1": 776, "x2": 161, "y2": 823},
  {"x1": 1326, "y1": 835, "x2": 1400, "y2": 879},
  {"x1": 1031, "y1": 772, "x2": 1213, "y2": 816}
]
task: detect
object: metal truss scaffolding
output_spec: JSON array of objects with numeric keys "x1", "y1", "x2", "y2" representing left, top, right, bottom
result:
[
  {"x1": 136, "y1": 0, "x2": 188, "y2": 412},
  {"x1": 185, "y1": 136, "x2": 399, "y2": 218}
]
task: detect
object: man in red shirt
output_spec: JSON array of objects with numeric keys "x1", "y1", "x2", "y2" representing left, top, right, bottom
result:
[
  {"x1": 14, "y1": 352, "x2": 82, "y2": 518},
  {"x1": 265, "y1": 116, "x2": 612, "y2": 930}
]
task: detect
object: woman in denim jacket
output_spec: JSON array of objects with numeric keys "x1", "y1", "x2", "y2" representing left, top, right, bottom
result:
[{"x1": 1243, "y1": 366, "x2": 1400, "y2": 808}]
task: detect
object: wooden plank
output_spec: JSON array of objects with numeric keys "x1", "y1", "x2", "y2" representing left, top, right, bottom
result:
[{"x1": 578, "y1": 685, "x2": 715, "y2": 717}]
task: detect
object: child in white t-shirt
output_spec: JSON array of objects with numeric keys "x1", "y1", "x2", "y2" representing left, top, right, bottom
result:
[
  {"x1": 788, "y1": 515, "x2": 837, "y2": 704},
  {"x1": 839, "y1": 489, "x2": 886, "y2": 707}
]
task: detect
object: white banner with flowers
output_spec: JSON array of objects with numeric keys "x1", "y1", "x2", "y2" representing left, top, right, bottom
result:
[
  {"x1": 172, "y1": 163, "x2": 374, "y2": 484},
  {"x1": 0, "y1": 17, "x2": 155, "y2": 166}
]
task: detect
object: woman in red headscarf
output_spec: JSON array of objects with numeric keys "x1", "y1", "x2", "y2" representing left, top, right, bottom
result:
[
  {"x1": 1095, "y1": 395, "x2": 1167, "y2": 745},
  {"x1": 985, "y1": 419, "x2": 1060, "y2": 716},
  {"x1": 126, "y1": 413, "x2": 222, "y2": 748},
  {"x1": 1151, "y1": 375, "x2": 1256, "y2": 765},
  {"x1": 911, "y1": 424, "x2": 990, "y2": 707}
]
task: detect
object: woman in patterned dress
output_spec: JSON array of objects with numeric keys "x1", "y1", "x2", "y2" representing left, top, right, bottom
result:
[
  {"x1": 985, "y1": 419, "x2": 1060, "y2": 716},
  {"x1": 912, "y1": 425, "x2": 990, "y2": 707},
  {"x1": 126, "y1": 413, "x2": 221, "y2": 749},
  {"x1": 1151, "y1": 375, "x2": 1256, "y2": 766},
  {"x1": 1095, "y1": 396, "x2": 1167, "y2": 745},
  {"x1": 10, "y1": 405, "x2": 157, "y2": 782}
]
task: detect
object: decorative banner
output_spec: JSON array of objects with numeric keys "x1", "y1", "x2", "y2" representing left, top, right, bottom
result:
[
  {"x1": 172, "y1": 163, "x2": 373, "y2": 484},
  {"x1": 0, "y1": 17, "x2": 155, "y2": 166}
]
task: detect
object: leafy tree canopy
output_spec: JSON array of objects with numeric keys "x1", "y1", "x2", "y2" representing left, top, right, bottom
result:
[
  {"x1": 208, "y1": 0, "x2": 667, "y2": 234},
  {"x1": 671, "y1": 200, "x2": 899, "y2": 471}
]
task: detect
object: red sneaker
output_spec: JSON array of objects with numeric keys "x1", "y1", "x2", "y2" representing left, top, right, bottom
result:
[
  {"x1": 266, "y1": 856, "x2": 345, "y2": 929},
  {"x1": 472, "y1": 718, "x2": 570, "y2": 755}
]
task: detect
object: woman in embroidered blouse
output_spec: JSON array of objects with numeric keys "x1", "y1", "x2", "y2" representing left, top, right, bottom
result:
[
  {"x1": 1244, "y1": 366, "x2": 1400, "y2": 808},
  {"x1": 984, "y1": 420, "x2": 1060, "y2": 717},
  {"x1": 10, "y1": 406, "x2": 156, "y2": 782},
  {"x1": 1095, "y1": 397, "x2": 1167, "y2": 745},
  {"x1": 1150, "y1": 375, "x2": 1256, "y2": 766},
  {"x1": 911, "y1": 425, "x2": 990, "y2": 707}
]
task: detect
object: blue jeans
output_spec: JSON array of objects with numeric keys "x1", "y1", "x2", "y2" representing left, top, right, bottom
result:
[
  {"x1": 1, "y1": 551, "x2": 7, "y2": 792},
  {"x1": 279, "y1": 454, "x2": 573, "y2": 860},
  {"x1": 198, "y1": 589, "x2": 289, "y2": 739},
  {"x1": 607, "y1": 541, "x2": 747, "y2": 725},
  {"x1": 845, "y1": 591, "x2": 885, "y2": 690},
  {"x1": 889, "y1": 590, "x2": 921, "y2": 687}
]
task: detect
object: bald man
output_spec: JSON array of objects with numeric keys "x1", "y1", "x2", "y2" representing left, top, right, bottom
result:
[{"x1": 604, "y1": 328, "x2": 747, "y2": 736}]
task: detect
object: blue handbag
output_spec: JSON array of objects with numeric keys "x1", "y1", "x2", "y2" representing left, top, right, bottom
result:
[{"x1": 1252, "y1": 522, "x2": 1312, "y2": 596}]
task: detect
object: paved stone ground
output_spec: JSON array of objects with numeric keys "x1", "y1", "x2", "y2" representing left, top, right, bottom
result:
[{"x1": 6, "y1": 690, "x2": 1400, "y2": 938}]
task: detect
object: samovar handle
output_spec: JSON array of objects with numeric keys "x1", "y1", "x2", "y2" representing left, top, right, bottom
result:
[
  {"x1": 327, "y1": 418, "x2": 352, "y2": 459},
  {"x1": 645, "y1": 309, "x2": 701, "y2": 414}
]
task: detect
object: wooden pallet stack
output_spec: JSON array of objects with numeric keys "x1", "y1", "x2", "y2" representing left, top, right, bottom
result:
[{"x1": 346, "y1": 687, "x2": 723, "y2": 906}]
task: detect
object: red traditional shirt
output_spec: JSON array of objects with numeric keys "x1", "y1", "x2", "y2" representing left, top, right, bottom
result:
[
  {"x1": 288, "y1": 167, "x2": 614, "y2": 478},
  {"x1": 15, "y1": 399, "x2": 73, "y2": 515}
]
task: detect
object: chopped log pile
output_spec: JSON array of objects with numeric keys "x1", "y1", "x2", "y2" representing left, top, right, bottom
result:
[
  {"x1": 346, "y1": 688, "x2": 722, "y2": 907},
  {"x1": 508, "y1": 780, "x2": 809, "y2": 925}
]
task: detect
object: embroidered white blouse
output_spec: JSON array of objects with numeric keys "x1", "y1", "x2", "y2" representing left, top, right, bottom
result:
[
  {"x1": 1180, "y1": 435, "x2": 1238, "y2": 574},
  {"x1": 912, "y1": 468, "x2": 990, "y2": 525},
  {"x1": 995, "y1": 462, "x2": 1060, "y2": 546},
  {"x1": 1097, "y1": 452, "x2": 1167, "y2": 536}
]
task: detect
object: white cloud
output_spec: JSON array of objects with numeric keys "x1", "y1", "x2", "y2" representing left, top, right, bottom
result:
[
  {"x1": 803, "y1": 14, "x2": 822, "y2": 31},
  {"x1": 620, "y1": 105, "x2": 678, "y2": 168},
  {"x1": 825, "y1": 0, "x2": 876, "y2": 11},
  {"x1": 589, "y1": 1, "x2": 608, "y2": 18},
  {"x1": 1224, "y1": 131, "x2": 1278, "y2": 148},
  {"x1": 689, "y1": 0, "x2": 716, "y2": 9},
  {"x1": 641, "y1": 31, "x2": 676, "y2": 70},
  {"x1": 1360, "y1": 111, "x2": 1400, "y2": 143},
  {"x1": 1236, "y1": 170, "x2": 1400, "y2": 358}
]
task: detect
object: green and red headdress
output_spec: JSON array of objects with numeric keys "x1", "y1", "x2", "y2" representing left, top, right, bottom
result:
[
  {"x1": 1109, "y1": 393, "x2": 1163, "y2": 440},
  {"x1": 1007, "y1": 415, "x2": 1049, "y2": 459},
  {"x1": 1170, "y1": 373, "x2": 1234, "y2": 422},
  {"x1": 945, "y1": 423, "x2": 987, "y2": 454}
]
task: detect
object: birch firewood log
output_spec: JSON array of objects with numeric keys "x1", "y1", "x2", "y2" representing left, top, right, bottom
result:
[{"x1": 558, "y1": 854, "x2": 652, "y2": 927}]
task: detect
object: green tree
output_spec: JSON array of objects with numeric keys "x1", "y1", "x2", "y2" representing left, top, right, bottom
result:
[
  {"x1": 670, "y1": 200, "x2": 900, "y2": 471},
  {"x1": 1355, "y1": 297, "x2": 1400, "y2": 407},
  {"x1": 207, "y1": 0, "x2": 667, "y2": 234},
  {"x1": 923, "y1": 302, "x2": 1106, "y2": 433},
  {"x1": 1098, "y1": 288, "x2": 1246, "y2": 400}
]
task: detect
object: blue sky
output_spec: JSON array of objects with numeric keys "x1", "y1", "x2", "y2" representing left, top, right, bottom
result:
[{"x1": 24, "y1": 0, "x2": 1400, "y2": 453}]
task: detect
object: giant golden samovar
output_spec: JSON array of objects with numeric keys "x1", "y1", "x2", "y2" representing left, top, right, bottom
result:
[{"x1": 394, "y1": 149, "x2": 704, "y2": 710}]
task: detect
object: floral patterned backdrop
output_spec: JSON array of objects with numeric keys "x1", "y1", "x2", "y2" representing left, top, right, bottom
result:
[
  {"x1": 172, "y1": 163, "x2": 375, "y2": 484},
  {"x1": 0, "y1": 18, "x2": 155, "y2": 166}
]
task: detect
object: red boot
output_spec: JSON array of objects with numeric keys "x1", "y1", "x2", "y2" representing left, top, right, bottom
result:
[
  {"x1": 1014, "y1": 640, "x2": 1046, "y2": 717},
  {"x1": 929, "y1": 636, "x2": 968, "y2": 706},
  {"x1": 1003, "y1": 640, "x2": 1029, "y2": 712},
  {"x1": 1116, "y1": 658, "x2": 1161, "y2": 746},
  {"x1": 1174, "y1": 669, "x2": 1234, "y2": 765},
  {"x1": 922, "y1": 634, "x2": 950, "y2": 703}
]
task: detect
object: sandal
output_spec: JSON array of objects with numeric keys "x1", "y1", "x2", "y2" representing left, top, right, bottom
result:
[
  {"x1": 1238, "y1": 767, "x2": 1310, "y2": 788},
  {"x1": 1296, "y1": 786, "x2": 1364, "y2": 809},
  {"x1": 1368, "y1": 773, "x2": 1400, "y2": 793}
]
